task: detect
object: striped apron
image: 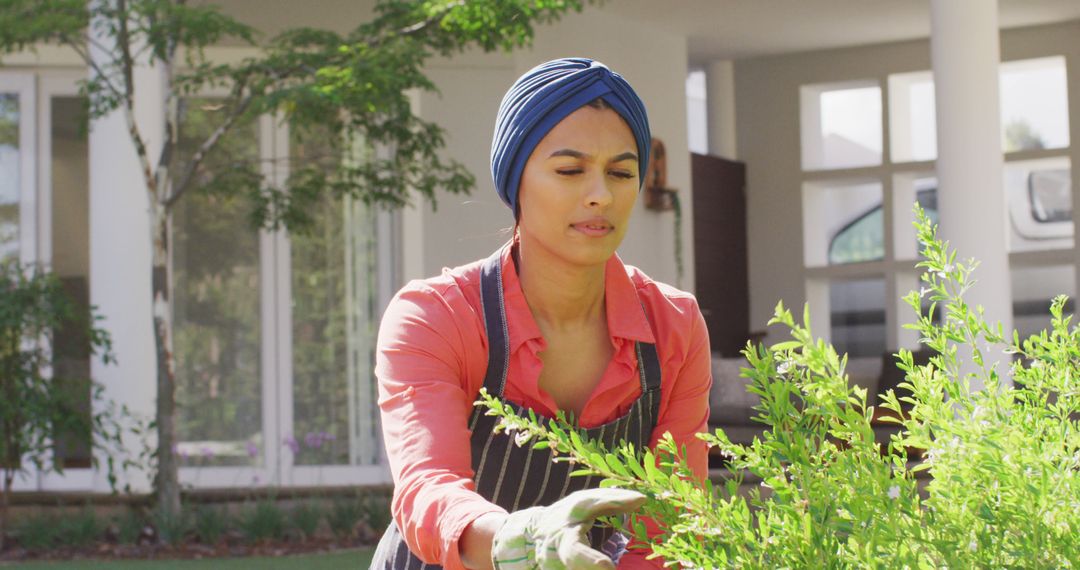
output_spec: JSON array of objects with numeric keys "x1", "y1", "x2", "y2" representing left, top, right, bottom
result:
[{"x1": 371, "y1": 246, "x2": 662, "y2": 569}]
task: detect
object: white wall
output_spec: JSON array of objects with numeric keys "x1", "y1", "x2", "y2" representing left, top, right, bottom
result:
[
  {"x1": 415, "y1": 7, "x2": 694, "y2": 290},
  {"x1": 734, "y1": 19, "x2": 1080, "y2": 345}
]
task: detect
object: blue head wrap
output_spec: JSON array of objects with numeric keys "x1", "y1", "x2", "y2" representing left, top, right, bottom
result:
[{"x1": 490, "y1": 58, "x2": 651, "y2": 217}]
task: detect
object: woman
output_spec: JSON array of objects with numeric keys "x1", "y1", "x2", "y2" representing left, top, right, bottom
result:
[{"x1": 371, "y1": 58, "x2": 712, "y2": 570}]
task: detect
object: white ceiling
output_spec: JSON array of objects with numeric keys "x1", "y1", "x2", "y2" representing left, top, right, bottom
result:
[
  {"x1": 605, "y1": 0, "x2": 1080, "y2": 64},
  {"x1": 214, "y1": 1, "x2": 1080, "y2": 65}
]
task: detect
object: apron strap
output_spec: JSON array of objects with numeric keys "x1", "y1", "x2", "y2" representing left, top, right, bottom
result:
[
  {"x1": 479, "y1": 244, "x2": 511, "y2": 397},
  {"x1": 635, "y1": 341, "x2": 663, "y2": 423}
]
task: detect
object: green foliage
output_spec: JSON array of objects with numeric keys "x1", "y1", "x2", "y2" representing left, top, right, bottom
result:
[
  {"x1": 14, "y1": 513, "x2": 60, "y2": 551},
  {"x1": 326, "y1": 496, "x2": 363, "y2": 540},
  {"x1": 193, "y1": 504, "x2": 229, "y2": 545},
  {"x1": 56, "y1": 506, "x2": 102, "y2": 548},
  {"x1": 0, "y1": 263, "x2": 123, "y2": 545},
  {"x1": 240, "y1": 499, "x2": 286, "y2": 543},
  {"x1": 481, "y1": 204, "x2": 1080, "y2": 568},
  {"x1": 356, "y1": 489, "x2": 392, "y2": 536},
  {"x1": 290, "y1": 500, "x2": 322, "y2": 540},
  {"x1": 0, "y1": 0, "x2": 593, "y2": 228},
  {"x1": 153, "y1": 504, "x2": 190, "y2": 545},
  {"x1": 114, "y1": 508, "x2": 146, "y2": 545}
]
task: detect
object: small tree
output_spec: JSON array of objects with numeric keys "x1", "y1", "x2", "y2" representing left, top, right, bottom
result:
[
  {"x1": 0, "y1": 264, "x2": 117, "y2": 550},
  {"x1": 0, "y1": 0, "x2": 590, "y2": 519}
]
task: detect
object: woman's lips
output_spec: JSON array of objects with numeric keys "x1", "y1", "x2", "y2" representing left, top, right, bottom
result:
[{"x1": 571, "y1": 219, "x2": 614, "y2": 237}]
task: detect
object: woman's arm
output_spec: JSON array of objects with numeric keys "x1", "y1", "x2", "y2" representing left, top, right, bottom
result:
[
  {"x1": 377, "y1": 281, "x2": 507, "y2": 569},
  {"x1": 459, "y1": 512, "x2": 506, "y2": 569}
]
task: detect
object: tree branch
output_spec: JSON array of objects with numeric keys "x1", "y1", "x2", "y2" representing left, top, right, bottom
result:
[
  {"x1": 60, "y1": 34, "x2": 123, "y2": 102},
  {"x1": 164, "y1": 81, "x2": 253, "y2": 210}
]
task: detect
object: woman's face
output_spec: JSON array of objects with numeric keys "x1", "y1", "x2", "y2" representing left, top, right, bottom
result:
[{"x1": 517, "y1": 105, "x2": 640, "y2": 269}]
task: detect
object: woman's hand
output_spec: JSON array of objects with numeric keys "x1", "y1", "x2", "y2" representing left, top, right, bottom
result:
[{"x1": 490, "y1": 488, "x2": 647, "y2": 570}]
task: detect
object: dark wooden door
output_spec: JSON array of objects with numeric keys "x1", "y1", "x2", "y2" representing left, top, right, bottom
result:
[{"x1": 692, "y1": 153, "x2": 749, "y2": 357}]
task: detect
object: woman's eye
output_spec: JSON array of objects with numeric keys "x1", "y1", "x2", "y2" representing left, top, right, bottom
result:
[
  {"x1": 609, "y1": 170, "x2": 634, "y2": 179},
  {"x1": 556, "y1": 168, "x2": 583, "y2": 176}
]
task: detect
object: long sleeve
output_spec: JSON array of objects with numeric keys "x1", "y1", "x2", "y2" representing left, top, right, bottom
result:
[{"x1": 376, "y1": 280, "x2": 506, "y2": 569}]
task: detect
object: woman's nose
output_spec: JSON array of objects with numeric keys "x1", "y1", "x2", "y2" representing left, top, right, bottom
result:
[{"x1": 584, "y1": 174, "x2": 614, "y2": 208}]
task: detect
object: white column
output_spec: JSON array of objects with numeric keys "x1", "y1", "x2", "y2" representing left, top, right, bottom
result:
[
  {"x1": 87, "y1": 9, "x2": 164, "y2": 493},
  {"x1": 706, "y1": 59, "x2": 737, "y2": 159},
  {"x1": 930, "y1": 0, "x2": 1012, "y2": 384}
]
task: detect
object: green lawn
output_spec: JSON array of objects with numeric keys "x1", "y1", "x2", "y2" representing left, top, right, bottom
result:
[{"x1": 0, "y1": 548, "x2": 374, "y2": 569}]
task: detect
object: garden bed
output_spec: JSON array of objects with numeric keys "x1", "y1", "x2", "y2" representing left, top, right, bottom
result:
[{"x1": 0, "y1": 487, "x2": 390, "y2": 565}]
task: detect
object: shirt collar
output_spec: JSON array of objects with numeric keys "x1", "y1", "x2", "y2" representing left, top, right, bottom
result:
[{"x1": 498, "y1": 242, "x2": 656, "y2": 353}]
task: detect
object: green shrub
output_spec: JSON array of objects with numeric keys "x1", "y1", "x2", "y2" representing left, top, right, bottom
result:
[
  {"x1": 15, "y1": 514, "x2": 59, "y2": 551},
  {"x1": 357, "y1": 490, "x2": 391, "y2": 535},
  {"x1": 290, "y1": 500, "x2": 322, "y2": 539},
  {"x1": 193, "y1": 504, "x2": 229, "y2": 545},
  {"x1": 481, "y1": 204, "x2": 1080, "y2": 568},
  {"x1": 0, "y1": 264, "x2": 118, "y2": 549},
  {"x1": 326, "y1": 497, "x2": 362, "y2": 539},
  {"x1": 153, "y1": 505, "x2": 190, "y2": 545},
  {"x1": 56, "y1": 506, "x2": 101, "y2": 548},
  {"x1": 240, "y1": 499, "x2": 286, "y2": 543},
  {"x1": 114, "y1": 509, "x2": 145, "y2": 545}
]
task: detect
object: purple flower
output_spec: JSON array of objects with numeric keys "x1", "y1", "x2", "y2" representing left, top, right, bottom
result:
[
  {"x1": 304, "y1": 432, "x2": 323, "y2": 449},
  {"x1": 320, "y1": 431, "x2": 336, "y2": 442},
  {"x1": 200, "y1": 446, "x2": 214, "y2": 459},
  {"x1": 245, "y1": 441, "x2": 259, "y2": 458},
  {"x1": 283, "y1": 434, "x2": 300, "y2": 455}
]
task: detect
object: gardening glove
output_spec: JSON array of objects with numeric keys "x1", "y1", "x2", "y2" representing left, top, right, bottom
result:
[{"x1": 491, "y1": 488, "x2": 647, "y2": 570}]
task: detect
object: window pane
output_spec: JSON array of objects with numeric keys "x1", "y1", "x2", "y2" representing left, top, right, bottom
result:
[
  {"x1": 1000, "y1": 57, "x2": 1069, "y2": 152},
  {"x1": 830, "y1": 277, "x2": 886, "y2": 358},
  {"x1": 1005, "y1": 157, "x2": 1073, "y2": 252},
  {"x1": 0, "y1": 93, "x2": 19, "y2": 263},
  {"x1": 50, "y1": 96, "x2": 93, "y2": 468},
  {"x1": 173, "y1": 99, "x2": 263, "y2": 467},
  {"x1": 803, "y1": 180, "x2": 883, "y2": 266},
  {"x1": 1012, "y1": 265, "x2": 1075, "y2": 341},
  {"x1": 686, "y1": 70, "x2": 708, "y2": 155},
  {"x1": 289, "y1": 131, "x2": 381, "y2": 466},
  {"x1": 888, "y1": 72, "x2": 936, "y2": 162},
  {"x1": 893, "y1": 174, "x2": 938, "y2": 260},
  {"x1": 801, "y1": 83, "x2": 882, "y2": 170}
]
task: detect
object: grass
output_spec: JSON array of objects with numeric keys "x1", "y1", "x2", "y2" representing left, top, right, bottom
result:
[{"x1": 0, "y1": 548, "x2": 374, "y2": 569}]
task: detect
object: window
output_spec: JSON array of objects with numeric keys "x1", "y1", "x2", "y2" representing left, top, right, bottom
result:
[
  {"x1": 172, "y1": 98, "x2": 265, "y2": 468},
  {"x1": 0, "y1": 74, "x2": 34, "y2": 265},
  {"x1": 1000, "y1": 57, "x2": 1069, "y2": 152},
  {"x1": 1011, "y1": 265, "x2": 1075, "y2": 340},
  {"x1": 172, "y1": 99, "x2": 391, "y2": 486},
  {"x1": 799, "y1": 56, "x2": 1074, "y2": 359},
  {"x1": 829, "y1": 277, "x2": 887, "y2": 358},
  {"x1": 49, "y1": 92, "x2": 93, "y2": 468},
  {"x1": 802, "y1": 179, "x2": 883, "y2": 267},
  {"x1": 801, "y1": 82, "x2": 883, "y2": 171},
  {"x1": 888, "y1": 71, "x2": 937, "y2": 163},
  {"x1": 686, "y1": 69, "x2": 708, "y2": 155}
]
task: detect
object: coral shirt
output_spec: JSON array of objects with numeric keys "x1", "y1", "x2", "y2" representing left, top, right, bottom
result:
[{"x1": 376, "y1": 246, "x2": 712, "y2": 569}]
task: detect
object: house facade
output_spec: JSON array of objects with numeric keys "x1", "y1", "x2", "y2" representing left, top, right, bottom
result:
[{"x1": 1, "y1": 0, "x2": 1078, "y2": 494}]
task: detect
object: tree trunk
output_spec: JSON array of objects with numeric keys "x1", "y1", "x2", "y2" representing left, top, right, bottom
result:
[
  {"x1": 151, "y1": 217, "x2": 180, "y2": 521},
  {"x1": 1, "y1": 469, "x2": 13, "y2": 552}
]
